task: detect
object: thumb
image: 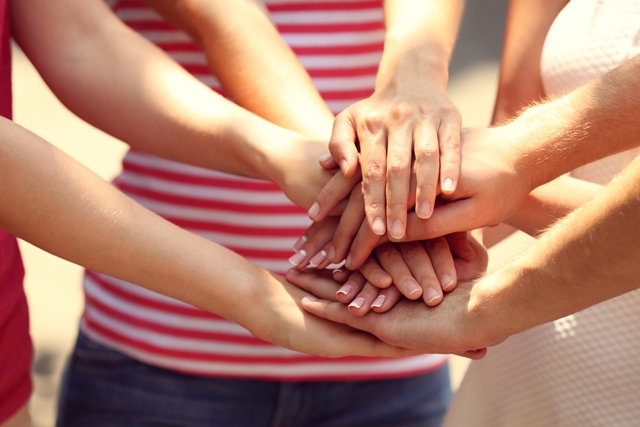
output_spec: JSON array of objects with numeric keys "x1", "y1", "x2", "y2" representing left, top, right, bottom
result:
[
  {"x1": 329, "y1": 112, "x2": 360, "y2": 178},
  {"x1": 403, "y1": 199, "x2": 478, "y2": 241}
]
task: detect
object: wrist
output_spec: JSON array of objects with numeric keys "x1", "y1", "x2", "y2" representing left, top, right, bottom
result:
[{"x1": 376, "y1": 38, "x2": 449, "y2": 95}]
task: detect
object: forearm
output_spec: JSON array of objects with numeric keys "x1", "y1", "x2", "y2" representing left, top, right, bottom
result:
[
  {"x1": 11, "y1": 0, "x2": 307, "y2": 182},
  {"x1": 144, "y1": 0, "x2": 334, "y2": 139},
  {"x1": 470, "y1": 155, "x2": 640, "y2": 341},
  {"x1": 491, "y1": 0, "x2": 568, "y2": 124},
  {"x1": 507, "y1": 54, "x2": 640, "y2": 189},
  {"x1": 378, "y1": 0, "x2": 463, "y2": 95},
  {"x1": 505, "y1": 175, "x2": 602, "y2": 237},
  {"x1": 0, "y1": 118, "x2": 267, "y2": 321}
]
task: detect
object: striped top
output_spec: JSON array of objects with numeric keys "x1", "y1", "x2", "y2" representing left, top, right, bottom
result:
[{"x1": 80, "y1": 0, "x2": 446, "y2": 380}]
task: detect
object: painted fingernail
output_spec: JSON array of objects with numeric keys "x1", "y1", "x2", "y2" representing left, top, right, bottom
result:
[
  {"x1": 293, "y1": 235, "x2": 307, "y2": 251},
  {"x1": 345, "y1": 254, "x2": 352, "y2": 269},
  {"x1": 404, "y1": 281, "x2": 422, "y2": 297},
  {"x1": 441, "y1": 274, "x2": 455, "y2": 291},
  {"x1": 332, "y1": 268, "x2": 343, "y2": 275},
  {"x1": 349, "y1": 297, "x2": 365, "y2": 309},
  {"x1": 426, "y1": 288, "x2": 440, "y2": 305},
  {"x1": 337, "y1": 284, "x2": 352, "y2": 296},
  {"x1": 390, "y1": 220, "x2": 405, "y2": 239},
  {"x1": 442, "y1": 178, "x2": 455, "y2": 193},
  {"x1": 309, "y1": 250, "x2": 327, "y2": 268},
  {"x1": 308, "y1": 202, "x2": 320, "y2": 219},
  {"x1": 288, "y1": 250, "x2": 307, "y2": 266},
  {"x1": 319, "y1": 153, "x2": 333, "y2": 163},
  {"x1": 417, "y1": 201, "x2": 431, "y2": 219},
  {"x1": 287, "y1": 268, "x2": 301, "y2": 275},
  {"x1": 372, "y1": 217, "x2": 386, "y2": 235},
  {"x1": 302, "y1": 296, "x2": 318, "y2": 304},
  {"x1": 371, "y1": 295, "x2": 386, "y2": 308}
]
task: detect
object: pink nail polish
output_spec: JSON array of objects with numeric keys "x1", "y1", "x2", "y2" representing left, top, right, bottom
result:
[
  {"x1": 293, "y1": 235, "x2": 307, "y2": 251},
  {"x1": 288, "y1": 250, "x2": 307, "y2": 266},
  {"x1": 337, "y1": 284, "x2": 352, "y2": 296},
  {"x1": 309, "y1": 250, "x2": 327, "y2": 268},
  {"x1": 308, "y1": 202, "x2": 320, "y2": 218},
  {"x1": 349, "y1": 297, "x2": 365, "y2": 309},
  {"x1": 371, "y1": 295, "x2": 386, "y2": 308}
]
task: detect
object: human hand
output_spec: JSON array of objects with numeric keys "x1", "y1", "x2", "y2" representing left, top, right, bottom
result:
[
  {"x1": 269, "y1": 138, "x2": 360, "y2": 212},
  {"x1": 287, "y1": 270, "x2": 493, "y2": 359},
  {"x1": 309, "y1": 90, "x2": 462, "y2": 241},
  {"x1": 239, "y1": 270, "x2": 421, "y2": 358},
  {"x1": 332, "y1": 232, "x2": 488, "y2": 315},
  {"x1": 399, "y1": 126, "x2": 535, "y2": 241}
]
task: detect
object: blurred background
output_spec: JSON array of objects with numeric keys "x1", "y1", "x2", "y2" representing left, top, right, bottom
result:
[{"x1": 13, "y1": 1, "x2": 535, "y2": 425}]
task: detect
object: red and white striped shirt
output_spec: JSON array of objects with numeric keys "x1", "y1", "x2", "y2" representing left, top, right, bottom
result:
[{"x1": 81, "y1": 0, "x2": 447, "y2": 380}]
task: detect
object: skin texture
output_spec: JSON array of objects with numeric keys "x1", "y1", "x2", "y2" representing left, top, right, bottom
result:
[
  {"x1": 310, "y1": 0, "x2": 465, "y2": 240},
  {"x1": 291, "y1": 154, "x2": 640, "y2": 356},
  {"x1": 0, "y1": 117, "x2": 415, "y2": 360}
]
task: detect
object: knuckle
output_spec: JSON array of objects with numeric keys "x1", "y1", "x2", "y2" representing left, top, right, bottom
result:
[
  {"x1": 363, "y1": 162, "x2": 385, "y2": 183},
  {"x1": 387, "y1": 200, "x2": 407, "y2": 213},
  {"x1": 414, "y1": 143, "x2": 438, "y2": 161},
  {"x1": 363, "y1": 111, "x2": 384, "y2": 133},
  {"x1": 390, "y1": 101, "x2": 414, "y2": 121},
  {"x1": 387, "y1": 158, "x2": 409, "y2": 177},
  {"x1": 441, "y1": 135, "x2": 461, "y2": 152}
]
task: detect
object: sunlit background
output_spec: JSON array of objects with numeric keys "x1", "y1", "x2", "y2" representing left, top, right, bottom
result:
[{"x1": 13, "y1": 1, "x2": 535, "y2": 425}]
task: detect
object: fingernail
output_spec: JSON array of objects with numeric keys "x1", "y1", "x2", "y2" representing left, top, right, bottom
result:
[
  {"x1": 372, "y1": 217, "x2": 386, "y2": 235},
  {"x1": 337, "y1": 284, "x2": 352, "y2": 296},
  {"x1": 302, "y1": 296, "x2": 318, "y2": 304},
  {"x1": 308, "y1": 202, "x2": 320, "y2": 219},
  {"x1": 371, "y1": 295, "x2": 386, "y2": 308},
  {"x1": 426, "y1": 288, "x2": 440, "y2": 304},
  {"x1": 309, "y1": 250, "x2": 327, "y2": 268},
  {"x1": 293, "y1": 235, "x2": 307, "y2": 251},
  {"x1": 349, "y1": 297, "x2": 365, "y2": 309},
  {"x1": 332, "y1": 268, "x2": 342, "y2": 275},
  {"x1": 417, "y1": 201, "x2": 431, "y2": 219},
  {"x1": 319, "y1": 153, "x2": 333, "y2": 163},
  {"x1": 404, "y1": 281, "x2": 422, "y2": 297},
  {"x1": 287, "y1": 268, "x2": 301, "y2": 275},
  {"x1": 441, "y1": 274, "x2": 455, "y2": 291},
  {"x1": 288, "y1": 250, "x2": 307, "y2": 266},
  {"x1": 339, "y1": 160, "x2": 349, "y2": 175},
  {"x1": 328, "y1": 245, "x2": 336, "y2": 262},
  {"x1": 345, "y1": 254, "x2": 352, "y2": 269},
  {"x1": 390, "y1": 220, "x2": 405, "y2": 239},
  {"x1": 377, "y1": 274, "x2": 392, "y2": 287},
  {"x1": 442, "y1": 178, "x2": 455, "y2": 193},
  {"x1": 463, "y1": 242, "x2": 476, "y2": 260}
]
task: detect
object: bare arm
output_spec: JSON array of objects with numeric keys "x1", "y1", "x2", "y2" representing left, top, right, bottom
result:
[
  {"x1": 0, "y1": 117, "x2": 411, "y2": 358},
  {"x1": 491, "y1": 0, "x2": 568, "y2": 124},
  {"x1": 11, "y1": 0, "x2": 346, "y2": 210},
  {"x1": 400, "y1": 54, "x2": 640, "y2": 241},
  {"x1": 143, "y1": 0, "x2": 334, "y2": 139},
  {"x1": 296, "y1": 154, "x2": 640, "y2": 356}
]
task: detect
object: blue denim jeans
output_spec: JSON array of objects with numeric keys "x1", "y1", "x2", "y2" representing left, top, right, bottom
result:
[{"x1": 56, "y1": 332, "x2": 451, "y2": 427}]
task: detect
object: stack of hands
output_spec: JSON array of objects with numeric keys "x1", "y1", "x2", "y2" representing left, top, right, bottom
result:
[{"x1": 272, "y1": 93, "x2": 537, "y2": 360}]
